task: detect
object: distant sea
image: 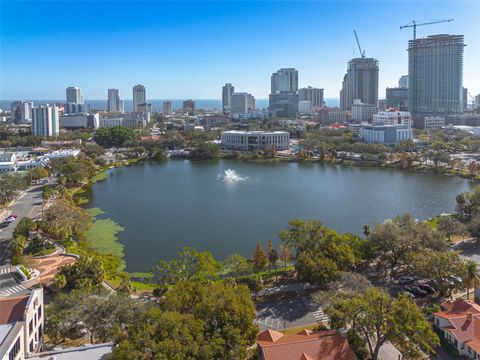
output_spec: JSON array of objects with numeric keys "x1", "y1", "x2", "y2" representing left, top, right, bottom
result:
[{"x1": 0, "y1": 98, "x2": 340, "y2": 112}]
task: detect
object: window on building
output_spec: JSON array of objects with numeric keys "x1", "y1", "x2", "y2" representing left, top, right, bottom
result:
[
  {"x1": 29, "y1": 320, "x2": 33, "y2": 335},
  {"x1": 8, "y1": 337, "x2": 20, "y2": 360},
  {"x1": 29, "y1": 340, "x2": 34, "y2": 353}
]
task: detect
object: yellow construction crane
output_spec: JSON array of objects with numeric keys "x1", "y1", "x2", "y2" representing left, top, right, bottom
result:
[{"x1": 400, "y1": 19, "x2": 454, "y2": 40}]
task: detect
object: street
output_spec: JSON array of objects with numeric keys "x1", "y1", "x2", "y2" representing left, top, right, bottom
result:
[{"x1": 0, "y1": 185, "x2": 43, "y2": 265}]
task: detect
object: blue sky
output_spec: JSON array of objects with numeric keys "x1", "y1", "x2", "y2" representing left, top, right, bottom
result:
[{"x1": 1, "y1": 1, "x2": 478, "y2": 100}]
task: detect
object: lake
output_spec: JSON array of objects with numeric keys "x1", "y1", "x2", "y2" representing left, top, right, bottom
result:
[{"x1": 86, "y1": 160, "x2": 473, "y2": 272}]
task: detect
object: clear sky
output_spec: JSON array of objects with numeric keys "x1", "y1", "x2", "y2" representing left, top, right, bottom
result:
[{"x1": 0, "y1": 0, "x2": 478, "y2": 101}]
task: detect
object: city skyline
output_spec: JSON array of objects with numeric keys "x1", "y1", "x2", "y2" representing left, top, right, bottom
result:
[{"x1": 1, "y1": 1, "x2": 479, "y2": 100}]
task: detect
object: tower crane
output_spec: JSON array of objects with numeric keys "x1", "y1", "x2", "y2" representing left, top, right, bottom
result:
[
  {"x1": 400, "y1": 19, "x2": 454, "y2": 40},
  {"x1": 354, "y1": 30, "x2": 365, "y2": 58}
]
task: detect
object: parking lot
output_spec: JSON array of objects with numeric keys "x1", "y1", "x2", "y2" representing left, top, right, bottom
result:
[{"x1": 255, "y1": 289, "x2": 328, "y2": 331}]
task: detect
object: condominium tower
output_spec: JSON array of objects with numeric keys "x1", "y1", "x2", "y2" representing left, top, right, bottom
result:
[
  {"x1": 66, "y1": 86, "x2": 84, "y2": 104},
  {"x1": 230, "y1": 92, "x2": 255, "y2": 115},
  {"x1": 298, "y1": 87, "x2": 324, "y2": 109},
  {"x1": 132, "y1": 84, "x2": 147, "y2": 112},
  {"x1": 32, "y1": 104, "x2": 59, "y2": 136},
  {"x1": 340, "y1": 58, "x2": 379, "y2": 110},
  {"x1": 408, "y1": 34, "x2": 465, "y2": 114},
  {"x1": 107, "y1": 89, "x2": 124, "y2": 112},
  {"x1": 222, "y1": 83, "x2": 235, "y2": 114},
  {"x1": 271, "y1": 68, "x2": 298, "y2": 94},
  {"x1": 162, "y1": 101, "x2": 172, "y2": 115}
]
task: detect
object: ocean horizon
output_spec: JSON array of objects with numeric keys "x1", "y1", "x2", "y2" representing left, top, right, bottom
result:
[{"x1": 1, "y1": 98, "x2": 340, "y2": 112}]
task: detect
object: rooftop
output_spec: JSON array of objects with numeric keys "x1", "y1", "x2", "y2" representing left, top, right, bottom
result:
[
  {"x1": 257, "y1": 329, "x2": 356, "y2": 360},
  {"x1": 0, "y1": 295, "x2": 29, "y2": 324}
]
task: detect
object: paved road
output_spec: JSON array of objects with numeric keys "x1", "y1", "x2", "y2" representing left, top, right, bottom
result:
[
  {"x1": 0, "y1": 185, "x2": 43, "y2": 265},
  {"x1": 460, "y1": 243, "x2": 480, "y2": 264}
]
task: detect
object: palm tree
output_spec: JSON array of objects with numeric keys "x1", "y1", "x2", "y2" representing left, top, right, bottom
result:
[{"x1": 466, "y1": 260, "x2": 480, "y2": 300}]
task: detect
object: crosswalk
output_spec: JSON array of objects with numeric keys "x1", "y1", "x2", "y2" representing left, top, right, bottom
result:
[
  {"x1": 0, "y1": 284, "x2": 27, "y2": 297},
  {"x1": 299, "y1": 293, "x2": 329, "y2": 323},
  {"x1": 0, "y1": 266, "x2": 13, "y2": 275}
]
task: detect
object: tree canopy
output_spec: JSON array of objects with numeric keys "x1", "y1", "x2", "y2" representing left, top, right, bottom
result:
[
  {"x1": 93, "y1": 126, "x2": 136, "y2": 148},
  {"x1": 326, "y1": 287, "x2": 439, "y2": 360},
  {"x1": 279, "y1": 219, "x2": 364, "y2": 285}
]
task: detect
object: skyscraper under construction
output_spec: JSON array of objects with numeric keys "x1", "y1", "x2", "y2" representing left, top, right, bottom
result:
[
  {"x1": 408, "y1": 34, "x2": 465, "y2": 114},
  {"x1": 340, "y1": 58, "x2": 379, "y2": 110}
]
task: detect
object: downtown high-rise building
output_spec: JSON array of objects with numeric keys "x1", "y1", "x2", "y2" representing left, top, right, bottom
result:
[
  {"x1": 65, "y1": 86, "x2": 84, "y2": 114},
  {"x1": 298, "y1": 86, "x2": 324, "y2": 109},
  {"x1": 132, "y1": 84, "x2": 147, "y2": 112},
  {"x1": 162, "y1": 101, "x2": 172, "y2": 115},
  {"x1": 399, "y1": 75, "x2": 408, "y2": 89},
  {"x1": 269, "y1": 68, "x2": 299, "y2": 117},
  {"x1": 183, "y1": 99, "x2": 196, "y2": 116},
  {"x1": 230, "y1": 92, "x2": 255, "y2": 115},
  {"x1": 107, "y1": 89, "x2": 124, "y2": 112},
  {"x1": 340, "y1": 58, "x2": 379, "y2": 110},
  {"x1": 271, "y1": 68, "x2": 298, "y2": 94},
  {"x1": 66, "y1": 86, "x2": 84, "y2": 104},
  {"x1": 10, "y1": 101, "x2": 33, "y2": 124},
  {"x1": 408, "y1": 34, "x2": 465, "y2": 114},
  {"x1": 222, "y1": 83, "x2": 235, "y2": 114},
  {"x1": 32, "y1": 104, "x2": 59, "y2": 137}
]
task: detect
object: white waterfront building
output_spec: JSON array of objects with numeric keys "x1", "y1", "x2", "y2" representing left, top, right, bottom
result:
[
  {"x1": 31, "y1": 104, "x2": 59, "y2": 137},
  {"x1": 373, "y1": 110, "x2": 412, "y2": 126},
  {"x1": 221, "y1": 130, "x2": 290, "y2": 151},
  {"x1": 360, "y1": 124, "x2": 412, "y2": 144}
]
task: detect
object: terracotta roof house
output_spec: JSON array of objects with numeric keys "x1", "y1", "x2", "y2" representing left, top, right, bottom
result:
[
  {"x1": 256, "y1": 328, "x2": 356, "y2": 360},
  {"x1": 433, "y1": 298, "x2": 480, "y2": 359}
]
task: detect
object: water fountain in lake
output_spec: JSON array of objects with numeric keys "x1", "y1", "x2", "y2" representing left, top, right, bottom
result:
[{"x1": 217, "y1": 169, "x2": 249, "y2": 183}]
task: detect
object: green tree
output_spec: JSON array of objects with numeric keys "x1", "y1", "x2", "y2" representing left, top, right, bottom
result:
[
  {"x1": 368, "y1": 214, "x2": 447, "y2": 273},
  {"x1": 279, "y1": 244, "x2": 291, "y2": 269},
  {"x1": 406, "y1": 250, "x2": 466, "y2": 297},
  {"x1": 438, "y1": 216, "x2": 465, "y2": 242},
  {"x1": 156, "y1": 247, "x2": 222, "y2": 284},
  {"x1": 0, "y1": 173, "x2": 28, "y2": 204},
  {"x1": 252, "y1": 242, "x2": 267, "y2": 272},
  {"x1": 224, "y1": 254, "x2": 251, "y2": 281},
  {"x1": 50, "y1": 157, "x2": 96, "y2": 188},
  {"x1": 112, "y1": 308, "x2": 205, "y2": 360},
  {"x1": 55, "y1": 255, "x2": 105, "y2": 291},
  {"x1": 28, "y1": 167, "x2": 49, "y2": 181},
  {"x1": 280, "y1": 219, "x2": 360, "y2": 285},
  {"x1": 42, "y1": 199, "x2": 92, "y2": 241},
  {"x1": 93, "y1": 126, "x2": 136, "y2": 148},
  {"x1": 189, "y1": 142, "x2": 220, "y2": 160},
  {"x1": 466, "y1": 260, "x2": 480, "y2": 300},
  {"x1": 326, "y1": 288, "x2": 439, "y2": 360},
  {"x1": 161, "y1": 280, "x2": 258, "y2": 359},
  {"x1": 468, "y1": 214, "x2": 480, "y2": 241},
  {"x1": 46, "y1": 289, "x2": 139, "y2": 345}
]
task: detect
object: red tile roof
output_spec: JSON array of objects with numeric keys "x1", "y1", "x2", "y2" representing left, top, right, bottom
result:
[
  {"x1": 257, "y1": 329, "x2": 356, "y2": 360},
  {"x1": 434, "y1": 299, "x2": 480, "y2": 319},
  {"x1": 0, "y1": 295, "x2": 29, "y2": 324}
]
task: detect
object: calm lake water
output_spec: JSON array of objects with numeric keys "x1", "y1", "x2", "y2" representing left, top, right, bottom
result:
[{"x1": 87, "y1": 160, "x2": 474, "y2": 272}]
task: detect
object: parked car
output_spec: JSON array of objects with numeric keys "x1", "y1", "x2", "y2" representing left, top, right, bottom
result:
[
  {"x1": 418, "y1": 283, "x2": 435, "y2": 294},
  {"x1": 399, "y1": 276, "x2": 414, "y2": 284},
  {"x1": 0, "y1": 222, "x2": 9, "y2": 228},
  {"x1": 408, "y1": 286, "x2": 428, "y2": 297}
]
